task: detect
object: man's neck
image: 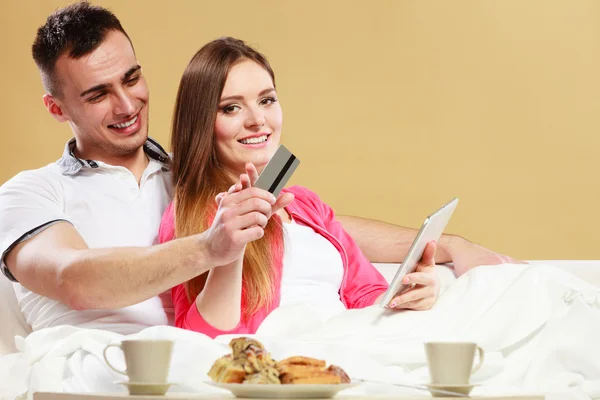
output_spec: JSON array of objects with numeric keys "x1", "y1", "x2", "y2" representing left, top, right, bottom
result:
[{"x1": 74, "y1": 145, "x2": 149, "y2": 184}]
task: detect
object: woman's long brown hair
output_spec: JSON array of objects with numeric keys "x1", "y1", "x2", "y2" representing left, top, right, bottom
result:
[{"x1": 170, "y1": 37, "x2": 283, "y2": 318}]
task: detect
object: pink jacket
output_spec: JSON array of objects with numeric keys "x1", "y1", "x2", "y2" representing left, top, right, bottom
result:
[{"x1": 159, "y1": 185, "x2": 388, "y2": 338}]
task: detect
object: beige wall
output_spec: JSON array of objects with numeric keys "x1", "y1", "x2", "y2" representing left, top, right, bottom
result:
[{"x1": 1, "y1": 1, "x2": 598, "y2": 259}]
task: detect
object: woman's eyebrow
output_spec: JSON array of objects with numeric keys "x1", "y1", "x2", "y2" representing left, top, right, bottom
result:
[{"x1": 220, "y1": 87, "x2": 275, "y2": 102}]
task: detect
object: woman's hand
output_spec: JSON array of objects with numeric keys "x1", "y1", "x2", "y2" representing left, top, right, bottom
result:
[
  {"x1": 385, "y1": 241, "x2": 440, "y2": 311},
  {"x1": 215, "y1": 163, "x2": 293, "y2": 213}
]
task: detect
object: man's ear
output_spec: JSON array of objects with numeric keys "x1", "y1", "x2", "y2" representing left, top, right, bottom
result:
[{"x1": 43, "y1": 94, "x2": 69, "y2": 122}]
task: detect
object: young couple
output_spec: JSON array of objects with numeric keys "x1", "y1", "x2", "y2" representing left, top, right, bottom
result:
[{"x1": 0, "y1": 3, "x2": 520, "y2": 338}]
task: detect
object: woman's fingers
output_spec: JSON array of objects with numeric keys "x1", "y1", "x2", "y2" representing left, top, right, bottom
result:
[
  {"x1": 403, "y1": 271, "x2": 436, "y2": 287},
  {"x1": 419, "y1": 241, "x2": 437, "y2": 267},
  {"x1": 221, "y1": 187, "x2": 276, "y2": 207},
  {"x1": 245, "y1": 163, "x2": 260, "y2": 186},
  {"x1": 240, "y1": 173, "x2": 251, "y2": 190},
  {"x1": 388, "y1": 286, "x2": 435, "y2": 309},
  {"x1": 272, "y1": 192, "x2": 294, "y2": 214},
  {"x1": 215, "y1": 192, "x2": 226, "y2": 206},
  {"x1": 230, "y1": 197, "x2": 274, "y2": 220}
]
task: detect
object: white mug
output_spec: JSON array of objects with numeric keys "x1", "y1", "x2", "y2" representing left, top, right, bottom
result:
[
  {"x1": 425, "y1": 341, "x2": 484, "y2": 385},
  {"x1": 103, "y1": 339, "x2": 174, "y2": 383}
]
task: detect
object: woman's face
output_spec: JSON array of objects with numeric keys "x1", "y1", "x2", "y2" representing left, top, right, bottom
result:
[{"x1": 214, "y1": 60, "x2": 282, "y2": 177}]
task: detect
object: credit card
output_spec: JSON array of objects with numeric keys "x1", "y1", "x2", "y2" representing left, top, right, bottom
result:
[{"x1": 254, "y1": 144, "x2": 300, "y2": 197}]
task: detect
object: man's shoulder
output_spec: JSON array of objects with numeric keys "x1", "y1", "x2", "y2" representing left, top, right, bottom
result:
[{"x1": 1, "y1": 162, "x2": 64, "y2": 194}]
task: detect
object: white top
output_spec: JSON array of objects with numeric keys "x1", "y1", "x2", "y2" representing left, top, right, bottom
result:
[
  {"x1": 0, "y1": 139, "x2": 174, "y2": 334},
  {"x1": 279, "y1": 220, "x2": 346, "y2": 321}
]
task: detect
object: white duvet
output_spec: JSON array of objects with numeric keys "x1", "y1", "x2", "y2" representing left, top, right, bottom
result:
[{"x1": 1, "y1": 264, "x2": 599, "y2": 400}]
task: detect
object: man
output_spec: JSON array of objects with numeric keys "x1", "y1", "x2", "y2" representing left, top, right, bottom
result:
[{"x1": 0, "y1": 2, "x2": 518, "y2": 333}]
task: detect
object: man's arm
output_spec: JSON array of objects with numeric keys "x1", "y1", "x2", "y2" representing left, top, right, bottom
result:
[
  {"x1": 6, "y1": 222, "x2": 213, "y2": 310},
  {"x1": 336, "y1": 215, "x2": 522, "y2": 275},
  {"x1": 5, "y1": 186, "x2": 286, "y2": 311},
  {"x1": 335, "y1": 215, "x2": 454, "y2": 263}
]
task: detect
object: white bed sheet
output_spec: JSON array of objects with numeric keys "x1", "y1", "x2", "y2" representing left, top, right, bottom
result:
[
  {"x1": 0, "y1": 262, "x2": 599, "y2": 400},
  {"x1": 1, "y1": 260, "x2": 598, "y2": 356}
]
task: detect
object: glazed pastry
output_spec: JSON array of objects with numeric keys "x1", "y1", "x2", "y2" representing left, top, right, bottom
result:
[
  {"x1": 207, "y1": 337, "x2": 351, "y2": 385},
  {"x1": 277, "y1": 356, "x2": 344, "y2": 384},
  {"x1": 278, "y1": 356, "x2": 326, "y2": 369},
  {"x1": 207, "y1": 355, "x2": 246, "y2": 383},
  {"x1": 326, "y1": 365, "x2": 351, "y2": 384},
  {"x1": 243, "y1": 366, "x2": 281, "y2": 384}
]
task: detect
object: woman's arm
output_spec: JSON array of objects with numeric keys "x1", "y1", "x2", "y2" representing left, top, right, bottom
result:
[
  {"x1": 160, "y1": 202, "x2": 244, "y2": 334},
  {"x1": 164, "y1": 167, "x2": 287, "y2": 337},
  {"x1": 194, "y1": 256, "x2": 243, "y2": 330}
]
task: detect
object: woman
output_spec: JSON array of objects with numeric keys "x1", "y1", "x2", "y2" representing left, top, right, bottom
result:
[{"x1": 159, "y1": 37, "x2": 439, "y2": 338}]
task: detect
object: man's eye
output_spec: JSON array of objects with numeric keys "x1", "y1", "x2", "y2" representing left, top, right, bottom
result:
[
  {"x1": 88, "y1": 93, "x2": 106, "y2": 103},
  {"x1": 126, "y1": 76, "x2": 140, "y2": 86}
]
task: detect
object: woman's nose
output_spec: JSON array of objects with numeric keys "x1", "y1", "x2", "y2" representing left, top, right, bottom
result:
[{"x1": 246, "y1": 106, "x2": 265, "y2": 128}]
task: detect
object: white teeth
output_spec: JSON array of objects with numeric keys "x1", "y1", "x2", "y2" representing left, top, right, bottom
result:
[
  {"x1": 111, "y1": 115, "x2": 138, "y2": 129},
  {"x1": 240, "y1": 135, "x2": 268, "y2": 144}
]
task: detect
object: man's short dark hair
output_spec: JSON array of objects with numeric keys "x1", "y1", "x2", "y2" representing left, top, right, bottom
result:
[{"x1": 32, "y1": 1, "x2": 132, "y2": 96}]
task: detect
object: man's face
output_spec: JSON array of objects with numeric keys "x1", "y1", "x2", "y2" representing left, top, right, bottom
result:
[{"x1": 49, "y1": 30, "x2": 149, "y2": 161}]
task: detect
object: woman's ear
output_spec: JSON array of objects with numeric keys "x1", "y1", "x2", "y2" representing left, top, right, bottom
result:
[{"x1": 43, "y1": 94, "x2": 69, "y2": 122}]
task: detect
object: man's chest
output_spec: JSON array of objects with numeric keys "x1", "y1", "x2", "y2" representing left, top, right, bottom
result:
[{"x1": 62, "y1": 171, "x2": 173, "y2": 248}]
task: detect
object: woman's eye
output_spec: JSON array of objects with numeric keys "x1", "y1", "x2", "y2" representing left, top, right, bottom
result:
[
  {"x1": 222, "y1": 104, "x2": 240, "y2": 114},
  {"x1": 260, "y1": 97, "x2": 278, "y2": 106}
]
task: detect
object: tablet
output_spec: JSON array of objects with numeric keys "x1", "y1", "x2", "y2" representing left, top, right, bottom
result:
[{"x1": 378, "y1": 197, "x2": 459, "y2": 307}]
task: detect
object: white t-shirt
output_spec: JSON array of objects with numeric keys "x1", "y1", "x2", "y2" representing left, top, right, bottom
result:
[
  {"x1": 279, "y1": 220, "x2": 347, "y2": 321},
  {"x1": 0, "y1": 138, "x2": 174, "y2": 334}
]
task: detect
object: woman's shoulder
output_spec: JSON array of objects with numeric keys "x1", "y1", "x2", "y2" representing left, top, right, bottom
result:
[
  {"x1": 282, "y1": 185, "x2": 333, "y2": 222},
  {"x1": 283, "y1": 185, "x2": 324, "y2": 205}
]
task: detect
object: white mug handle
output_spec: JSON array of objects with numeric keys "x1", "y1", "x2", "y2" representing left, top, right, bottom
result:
[
  {"x1": 470, "y1": 346, "x2": 485, "y2": 375},
  {"x1": 103, "y1": 343, "x2": 127, "y2": 376}
]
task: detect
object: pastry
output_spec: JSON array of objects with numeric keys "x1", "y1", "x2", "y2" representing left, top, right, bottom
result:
[
  {"x1": 207, "y1": 355, "x2": 246, "y2": 383},
  {"x1": 207, "y1": 337, "x2": 351, "y2": 385}
]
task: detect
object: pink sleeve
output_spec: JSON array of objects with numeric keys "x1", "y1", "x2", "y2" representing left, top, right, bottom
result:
[
  {"x1": 171, "y1": 284, "x2": 249, "y2": 339},
  {"x1": 158, "y1": 202, "x2": 176, "y2": 244},
  {"x1": 300, "y1": 188, "x2": 388, "y2": 309},
  {"x1": 330, "y1": 214, "x2": 388, "y2": 308}
]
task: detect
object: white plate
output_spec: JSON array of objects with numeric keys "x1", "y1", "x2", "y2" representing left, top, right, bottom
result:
[{"x1": 205, "y1": 381, "x2": 359, "y2": 399}]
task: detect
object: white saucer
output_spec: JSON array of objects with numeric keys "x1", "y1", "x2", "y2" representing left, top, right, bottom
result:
[
  {"x1": 115, "y1": 381, "x2": 177, "y2": 396},
  {"x1": 425, "y1": 383, "x2": 479, "y2": 397}
]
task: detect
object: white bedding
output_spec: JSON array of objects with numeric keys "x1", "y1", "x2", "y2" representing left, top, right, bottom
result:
[{"x1": 1, "y1": 263, "x2": 599, "y2": 400}]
